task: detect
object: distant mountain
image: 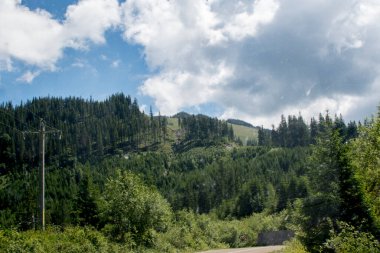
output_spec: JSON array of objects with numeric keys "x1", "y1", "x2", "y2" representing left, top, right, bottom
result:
[
  {"x1": 172, "y1": 111, "x2": 191, "y2": 118},
  {"x1": 172, "y1": 112, "x2": 216, "y2": 119},
  {"x1": 227, "y1": 119, "x2": 254, "y2": 128}
]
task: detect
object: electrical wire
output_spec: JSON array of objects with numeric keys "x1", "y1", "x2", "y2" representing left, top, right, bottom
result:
[
  {"x1": 0, "y1": 121, "x2": 24, "y2": 134},
  {"x1": 0, "y1": 109, "x2": 39, "y2": 132}
]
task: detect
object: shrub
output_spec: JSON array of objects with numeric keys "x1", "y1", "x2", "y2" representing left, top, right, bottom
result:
[
  {"x1": 326, "y1": 222, "x2": 380, "y2": 253},
  {"x1": 101, "y1": 170, "x2": 173, "y2": 245},
  {"x1": 0, "y1": 226, "x2": 131, "y2": 253},
  {"x1": 281, "y1": 238, "x2": 309, "y2": 253}
]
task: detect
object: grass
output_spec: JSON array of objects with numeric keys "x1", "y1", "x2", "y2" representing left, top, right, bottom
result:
[
  {"x1": 167, "y1": 117, "x2": 180, "y2": 131},
  {"x1": 228, "y1": 123, "x2": 258, "y2": 145}
]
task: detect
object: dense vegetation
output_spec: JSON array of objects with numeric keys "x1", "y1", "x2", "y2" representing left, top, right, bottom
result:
[
  {"x1": 257, "y1": 114, "x2": 359, "y2": 147},
  {"x1": 0, "y1": 94, "x2": 379, "y2": 252}
]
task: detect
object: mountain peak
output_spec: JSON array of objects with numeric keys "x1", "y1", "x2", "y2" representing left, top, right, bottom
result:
[{"x1": 226, "y1": 119, "x2": 254, "y2": 128}]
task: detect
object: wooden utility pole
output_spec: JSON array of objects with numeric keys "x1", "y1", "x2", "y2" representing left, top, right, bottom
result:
[
  {"x1": 24, "y1": 119, "x2": 61, "y2": 231},
  {"x1": 39, "y1": 119, "x2": 46, "y2": 230}
]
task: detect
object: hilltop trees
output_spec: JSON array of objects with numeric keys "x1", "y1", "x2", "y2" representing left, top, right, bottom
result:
[
  {"x1": 179, "y1": 115, "x2": 234, "y2": 143},
  {"x1": 257, "y1": 113, "x2": 358, "y2": 148}
]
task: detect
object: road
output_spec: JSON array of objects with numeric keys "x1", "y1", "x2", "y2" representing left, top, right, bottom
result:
[{"x1": 198, "y1": 245, "x2": 284, "y2": 253}]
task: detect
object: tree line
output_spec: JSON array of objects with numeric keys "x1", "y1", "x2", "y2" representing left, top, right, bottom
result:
[
  {"x1": 178, "y1": 114, "x2": 234, "y2": 143},
  {"x1": 257, "y1": 113, "x2": 359, "y2": 147}
]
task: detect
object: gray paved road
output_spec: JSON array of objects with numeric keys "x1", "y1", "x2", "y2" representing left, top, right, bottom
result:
[{"x1": 198, "y1": 245, "x2": 284, "y2": 253}]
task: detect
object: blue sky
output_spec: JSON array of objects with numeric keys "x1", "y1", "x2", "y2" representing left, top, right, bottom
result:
[
  {"x1": 1, "y1": 0, "x2": 380, "y2": 127},
  {"x1": 1, "y1": 0, "x2": 153, "y2": 111}
]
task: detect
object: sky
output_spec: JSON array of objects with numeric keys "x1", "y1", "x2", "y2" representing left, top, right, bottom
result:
[{"x1": 1, "y1": 0, "x2": 380, "y2": 127}]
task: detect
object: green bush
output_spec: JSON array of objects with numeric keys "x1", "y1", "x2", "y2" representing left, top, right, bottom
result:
[
  {"x1": 101, "y1": 170, "x2": 173, "y2": 245},
  {"x1": 0, "y1": 226, "x2": 131, "y2": 253},
  {"x1": 152, "y1": 211, "x2": 226, "y2": 252},
  {"x1": 280, "y1": 238, "x2": 309, "y2": 253},
  {"x1": 150, "y1": 210, "x2": 287, "y2": 252},
  {"x1": 326, "y1": 222, "x2": 380, "y2": 253}
]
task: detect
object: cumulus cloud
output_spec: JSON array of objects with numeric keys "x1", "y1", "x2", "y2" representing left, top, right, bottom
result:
[
  {"x1": 0, "y1": 0, "x2": 120, "y2": 71},
  {"x1": 121, "y1": 0, "x2": 380, "y2": 126},
  {"x1": 140, "y1": 62, "x2": 234, "y2": 114},
  {"x1": 64, "y1": 0, "x2": 120, "y2": 49}
]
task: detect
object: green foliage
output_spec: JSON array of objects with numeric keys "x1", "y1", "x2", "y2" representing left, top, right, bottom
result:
[
  {"x1": 350, "y1": 115, "x2": 380, "y2": 229},
  {"x1": 101, "y1": 170, "x2": 172, "y2": 245},
  {"x1": 235, "y1": 179, "x2": 266, "y2": 216},
  {"x1": 258, "y1": 113, "x2": 358, "y2": 148},
  {"x1": 0, "y1": 93, "x2": 168, "y2": 170},
  {"x1": 152, "y1": 211, "x2": 227, "y2": 252},
  {"x1": 300, "y1": 121, "x2": 376, "y2": 252},
  {"x1": 152, "y1": 210, "x2": 287, "y2": 252},
  {"x1": 178, "y1": 114, "x2": 234, "y2": 145},
  {"x1": 0, "y1": 226, "x2": 131, "y2": 253},
  {"x1": 2, "y1": 94, "x2": 379, "y2": 253},
  {"x1": 0, "y1": 211, "x2": 287, "y2": 253},
  {"x1": 74, "y1": 164, "x2": 100, "y2": 227},
  {"x1": 326, "y1": 222, "x2": 380, "y2": 253},
  {"x1": 280, "y1": 238, "x2": 309, "y2": 253}
]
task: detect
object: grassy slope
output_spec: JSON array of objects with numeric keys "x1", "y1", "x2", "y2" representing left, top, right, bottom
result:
[
  {"x1": 167, "y1": 117, "x2": 180, "y2": 131},
  {"x1": 228, "y1": 123, "x2": 258, "y2": 145}
]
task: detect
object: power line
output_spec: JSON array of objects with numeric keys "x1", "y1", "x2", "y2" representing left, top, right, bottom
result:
[
  {"x1": 0, "y1": 121, "x2": 25, "y2": 135},
  {"x1": 0, "y1": 109, "x2": 39, "y2": 132},
  {"x1": 17, "y1": 105, "x2": 61, "y2": 132}
]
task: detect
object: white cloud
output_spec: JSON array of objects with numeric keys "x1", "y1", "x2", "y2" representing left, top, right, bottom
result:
[
  {"x1": 0, "y1": 0, "x2": 64, "y2": 69},
  {"x1": 17, "y1": 70, "x2": 41, "y2": 83},
  {"x1": 223, "y1": 0, "x2": 280, "y2": 40},
  {"x1": 0, "y1": 0, "x2": 120, "y2": 72},
  {"x1": 121, "y1": 0, "x2": 380, "y2": 126},
  {"x1": 64, "y1": 0, "x2": 121, "y2": 49},
  {"x1": 121, "y1": 0, "x2": 279, "y2": 69},
  {"x1": 221, "y1": 94, "x2": 365, "y2": 128},
  {"x1": 122, "y1": 0, "x2": 279, "y2": 115},
  {"x1": 140, "y1": 62, "x2": 234, "y2": 115},
  {"x1": 327, "y1": 0, "x2": 380, "y2": 53}
]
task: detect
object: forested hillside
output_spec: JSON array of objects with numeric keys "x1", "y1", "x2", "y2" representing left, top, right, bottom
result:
[{"x1": 0, "y1": 94, "x2": 379, "y2": 253}]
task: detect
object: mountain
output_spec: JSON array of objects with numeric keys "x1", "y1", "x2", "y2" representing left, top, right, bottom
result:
[
  {"x1": 172, "y1": 111, "x2": 191, "y2": 118},
  {"x1": 226, "y1": 119, "x2": 254, "y2": 128}
]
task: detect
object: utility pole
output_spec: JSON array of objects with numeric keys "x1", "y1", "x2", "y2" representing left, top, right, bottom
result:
[
  {"x1": 39, "y1": 119, "x2": 45, "y2": 230},
  {"x1": 24, "y1": 119, "x2": 61, "y2": 231}
]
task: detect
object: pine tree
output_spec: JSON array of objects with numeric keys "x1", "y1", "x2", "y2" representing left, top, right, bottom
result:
[
  {"x1": 301, "y1": 125, "x2": 374, "y2": 251},
  {"x1": 75, "y1": 165, "x2": 99, "y2": 226}
]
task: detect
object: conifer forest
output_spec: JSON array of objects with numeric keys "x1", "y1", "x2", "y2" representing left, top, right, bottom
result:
[{"x1": 0, "y1": 94, "x2": 379, "y2": 252}]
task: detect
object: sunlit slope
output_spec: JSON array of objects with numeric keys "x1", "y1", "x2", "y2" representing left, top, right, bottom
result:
[
  {"x1": 167, "y1": 116, "x2": 258, "y2": 145},
  {"x1": 228, "y1": 123, "x2": 258, "y2": 145}
]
